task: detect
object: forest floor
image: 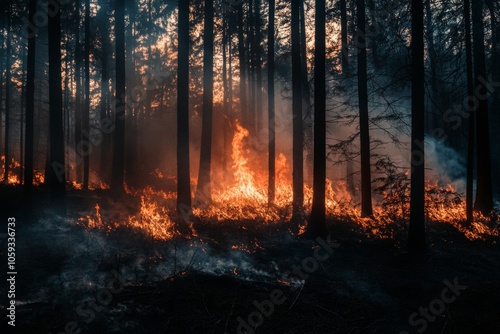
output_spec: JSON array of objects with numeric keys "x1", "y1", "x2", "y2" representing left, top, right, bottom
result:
[{"x1": 0, "y1": 184, "x2": 499, "y2": 334}]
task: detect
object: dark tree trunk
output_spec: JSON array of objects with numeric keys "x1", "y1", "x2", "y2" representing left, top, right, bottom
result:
[
  {"x1": 488, "y1": 0, "x2": 500, "y2": 201},
  {"x1": 248, "y1": 0, "x2": 256, "y2": 133},
  {"x1": 340, "y1": 0, "x2": 349, "y2": 73},
  {"x1": 75, "y1": 0, "x2": 83, "y2": 184},
  {"x1": 83, "y1": 0, "x2": 90, "y2": 189},
  {"x1": 20, "y1": 40, "x2": 27, "y2": 185},
  {"x1": 177, "y1": 0, "x2": 192, "y2": 214},
  {"x1": 309, "y1": 0, "x2": 327, "y2": 238},
  {"x1": 63, "y1": 29, "x2": 70, "y2": 183},
  {"x1": 301, "y1": 0, "x2": 313, "y2": 187},
  {"x1": 222, "y1": 14, "x2": 229, "y2": 175},
  {"x1": 408, "y1": 0, "x2": 427, "y2": 253},
  {"x1": 238, "y1": 3, "x2": 247, "y2": 126},
  {"x1": 99, "y1": 3, "x2": 110, "y2": 184},
  {"x1": 125, "y1": 0, "x2": 136, "y2": 181},
  {"x1": 223, "y1": 15, "x2": 228, "y2": 117},
  {"x1": 0, "y1": 25, "x2": 3, "y2": 166},
  {"x1": 111, "y1": 0, "x2": 126, "y2": 192},
  {"x1": 48, "y1": 0, "x2": 67, "y2": 200},
  {"x1": 345, "y1": 0, "x2": 355, "y2": 194},
  {"x1": 472, "y1": 0, "x2": 493, "y2": 214},
  {"x1": 196, "y1": 0, "x2": 214, "y2": 205},
  {"x1": 425, "y1": 0, "x2": 438, "y2": 132},
  {"x1": 366, "y1": 0, "x2": 379, "y2": 67},
  {"x1": 3, "y1": 3, "x2": 11, "y2": 183},
  {"x1": 24, "y1": 0, "x2": 37, "y2": 198},
  {"x1": 228, "y1": 30, "x2": 233, "y2": 115},
  {"x1": 268, "y1": 0, "x2": 275, "y2": 205},
  {"x1": 254, "y1": 0, "x2": 263, "y2": 132},
  {"x1": 464, "y1": 0, "x2": 474, "y2": 224},
  {"x1": 292, "y1": 0, "x2": 304, "y2": 216},
  {"x1": 357, "y1": 0, "x2": 373, "y2": 217}
]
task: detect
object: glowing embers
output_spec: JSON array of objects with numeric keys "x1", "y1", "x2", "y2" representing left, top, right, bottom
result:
[
  {"x1": 0, "y1": 155, "x2": 45, "y2": 185},
  {"x1": 70, "y1": 180, "x2": 110, "y2": 190},
  {"x1": 0, "y1": 155, "x2": 21, "y2": 184}
]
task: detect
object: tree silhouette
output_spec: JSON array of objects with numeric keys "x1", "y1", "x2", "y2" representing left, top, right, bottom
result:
[
  {"x1": 408, "y1": 0, "x2": 427, "y2": 253},
  {"x1": 292, "y1": 0, "x2": 304, "y2": 216},
  {"x1": 111, "y1": 0, "x2": 126, "y2": 192},
  {"x1": 268, "y1": 0, "x2": 276, "y2": 206},
  {"x1": 48, "y1": 0, "x2": 67, "y2": 201},
  {"x1": 309, "y1": 0, "x2": 327, "y2": 238},
  {"x1": 196, "y1": 0, "x2": 215, "y2": 205},
  {"x1": 356, "y1": 0, "x2": 373, "y2": 217},
  {"x1": 177, "y1": 0, "x2": 192, "y2": 215},
  {"x1": 472, "y1": 0, "x2": 493, "y2": 215},
  {"x1": 23, "y1": 0, "x2": 37, "y2": 200}
]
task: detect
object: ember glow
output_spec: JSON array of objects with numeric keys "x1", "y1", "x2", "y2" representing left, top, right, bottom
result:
[
  {"x1": 77, "y1": 123, "x2": 499, "y2": 242},
  {"x1": 0, "y1": 155, "x2": 46, "y2": 185}
]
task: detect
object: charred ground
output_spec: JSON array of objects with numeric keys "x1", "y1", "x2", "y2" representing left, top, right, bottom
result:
[{"x1": 1, "y1": 185, "x2": 499, "y2": 334}]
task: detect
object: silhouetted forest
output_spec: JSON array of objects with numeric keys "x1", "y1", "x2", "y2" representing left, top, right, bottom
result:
[{"x1": 0, "y1": 0, "x2": 499, "y2": 333}]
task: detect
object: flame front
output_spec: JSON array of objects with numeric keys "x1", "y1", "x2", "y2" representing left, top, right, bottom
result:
[{"x1": 74, "y1": 122, "x2": 498, "y2": 242}]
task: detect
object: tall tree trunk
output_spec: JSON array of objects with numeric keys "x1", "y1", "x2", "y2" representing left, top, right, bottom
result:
[
  {"x1": 366, "y1": 0, "x2": 379, "y2": 67},
  {"x1": 177, "y1": 0, "x2": 192, "y2": 214},
  {"x1": 83, "y1": 0, "x2": 90, "y2": 189},
  {"x1": 64, "y1": 25, "x2": 71, "y2": 183},
  {"x1": 464, "y1": 0, "x2": 474, "y2": 224},
  {"x1": 223, "y1": 16, "x2": 228, "y2": 118},
  {"x1": 488, "y1": 0, "x2": 500, "y2": 201},
  {"x1": 268, "y1": 0, "x2": 275, "y2": 205},
  {"x1": 238, "y1": 3, "x2": 247, "y2": 126},
  {"x1": 24, "y1": 0, "x2": 37, "y2": 198},
  {"x1": 472, "y1": 0, "x2": 493, "y2": 214},
  {"x1": 248, "y1": 0, "x2": 256, "y2": 133},
  {"x1": 3, "y1": 3, "x2": 11, "y2": 183},
  {"x1": 408, "y1": 0, "x2": 427, "y2": 253},
  {"x1": 48, "y1": 0, "x2": 67, "y2": 201},
  {"x1": 301, "y1": 0, "x2": 313, "y2": 187},
  {"x1": 75, "y1": 0, "x2": 83, "y2": 184},
  {"x1": 345, "y1": 0, "x2": 355, "y2": 193},
  {"x1": 195, "y1": 0, "x2": 214, "y2": 205},
  {"x1": 99, "y1": 3, "x2": 110, "y2": 184},
  {"x1": 111, "y1": 0, "x2": 126, "y2": 192},
  {"x1": 357, "y1": 0, "x2": 373, "y2": 217},
  {"x1": 425, "y1": 0, "x2": 438, "y2": 132},
  {"x1": 222, "y1": 14, "x2": 229, "y2": 176},
  {"x1": 254, "y1": 0, "x2": 263, "y2": 132},
  {"x1": 125, "y1": 0, "x2": 136, "y2": 181},
  {"x1": 309, "y1": 0, "x2": 327, "y2": 238},
  {"x1": 0, "y1": 25, "x2": 3, "y2": 167},
  {"x1": 20, "y1": 40, "x2": 27, "y2": 184},
  {"x1": 228, "y1": 31, "x2": 233, "y2": 115},
  {"x1": 340, "y1": 0, "x2": 349, "y2": 73},
  {"x1": 292, "y1": 0, "x2": 304, "y2": 215}
]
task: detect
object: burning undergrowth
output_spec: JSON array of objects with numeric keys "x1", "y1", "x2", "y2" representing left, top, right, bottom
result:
[
  {"x1": 0, "y1": 154, "x2": 45, "y2": 185},
  {"x1": 76, "y1": 122, "x2": 499, "y2": 245}
]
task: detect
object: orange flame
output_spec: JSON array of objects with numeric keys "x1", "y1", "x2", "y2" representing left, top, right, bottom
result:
[{"x1": 78, "y1": 122, "x2": 498, "y2": 242}]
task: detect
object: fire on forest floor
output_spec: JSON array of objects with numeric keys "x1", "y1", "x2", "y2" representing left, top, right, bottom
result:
[{"x1": 77, "y1": 122, "x2": 499, "y2": 244}]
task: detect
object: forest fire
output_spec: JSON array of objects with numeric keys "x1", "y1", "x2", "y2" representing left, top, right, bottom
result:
[
  {"x1": 3, "y1": 0, "x2": 500, "y2": 331},
  {"x1": 71, "y1": 180, "x2": 110, "y2": 190},
  {"x1": 0, "y1": 154, "x2": 45, "y2": 185},
  {"x1": 78, "y1": 189, "x2": 178, "y2": 241},
  {"x1": 77, "y1": 123, "x2": 498, "y2": 243}
]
